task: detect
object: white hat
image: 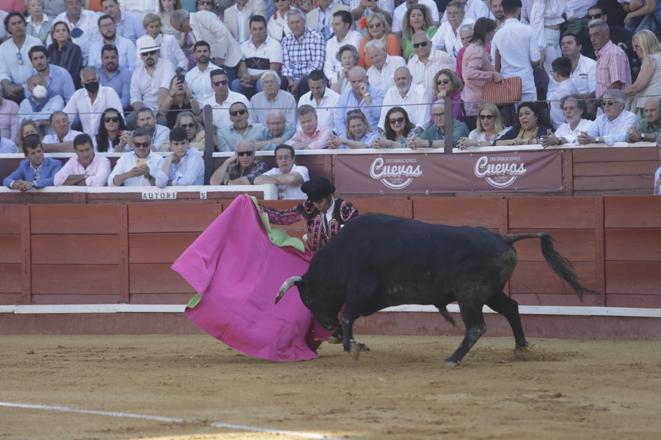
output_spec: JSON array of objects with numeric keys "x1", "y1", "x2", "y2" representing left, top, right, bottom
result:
[{"x1": 136, "y1": 35, "x2": 160, "y2": 55}]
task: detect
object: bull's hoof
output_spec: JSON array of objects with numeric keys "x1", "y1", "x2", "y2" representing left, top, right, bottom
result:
[
  {"x1": 444, "y1": 360, "x2": 461, "y2": 368},
  {"x1": 350, "y1": 343, "x2": 361, "y2": 361}
]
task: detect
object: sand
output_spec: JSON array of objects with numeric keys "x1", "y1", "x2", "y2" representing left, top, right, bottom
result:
[{"x1": 1, "y1": 334, "x2": 661, "y2": 440}]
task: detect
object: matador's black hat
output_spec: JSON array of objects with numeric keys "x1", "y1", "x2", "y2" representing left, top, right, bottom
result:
[{"x1": 301, "y1": 176, "x2": 335, "y2": 202}]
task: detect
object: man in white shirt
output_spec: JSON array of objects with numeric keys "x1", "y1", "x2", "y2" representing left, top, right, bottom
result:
[
  {"x1": 541, "y1": 95, "x2": 593, "y2": 146},
  {"x1": 579, "y1": 89, "x2": 638, "y2": 145},
  {"x1": 432, "y1": 1, "x2": 475, "y2": 64},
  {"x1": 491, "y1": 0, "x2": 540, "y2": 102},
  {"x1": 63, "y1": 66, "x2": 124, "y2": 136},
  {"x1": 254, "y1": 144, "x2": 310, "y2": 200},
  {"x1": 135, "y1": 108, "x2": 170, "y2": 151},
  {"x1": 108, "y1": 128, "x2": 163, "y2": 186},
  {"x1": 0, "y1": 13, "x2": 41, "y2": 102},
  {"x1": 100, "y1": 0, "x2": 145, "y2": 44},
  {"x1": 392, "y1": 0, "x2": 440, "y2": 34},
  {"x1": 529, "y1": 0, "x2": 564, "y2": 80},
  {"x1": 52, "y1": 0, "x2": 99, "y2": 64},
  {"x1": 203, "y1": 68, "x2": 251, "y2": 141},
  {"x1": 88, "y1": 14, "x2": 137, "y2": 73},
  {"x1": 560, "y1": 32, "x2": 596, "y2": 97},
  {"x1": 366, "y1": 40, "x2": 406, "y2": 93},
  {"x1": 298, "y1": 69, "x2": 339, "y2": 133},
  {"x1": 130, "y1": 35, "x2": 175, "y2": 127},
  {"x1": 42, "y1": 111, "x2": 80, "y2": 152},
  {"x1": 408, "y1": 31, "x2": 454, "y2": 92},
  {"x1": 224, "y1": 0, "x2": 267, "y2": 43},
  {"x1": 378, "y1": 66, "x2": 430, "y2": 129},
  {"x1": 185, "y1": 40, "x2": 220, "y2": 103},
  {"x1": 489, "y1": 0, "x2": 506, "y2": 27},
  {"x1": 323, "y1": 11, "x2": 362, "y2": 82},
  {"x1": 234, "y1": 15, "x2": 283, "y2": 98},
  {"x1": 547, "y1": 57, "x2": 579, "y2": 129}
]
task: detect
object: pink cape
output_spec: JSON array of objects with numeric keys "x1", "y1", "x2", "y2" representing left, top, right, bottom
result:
[{"x1": 172, "y1": 194, "x2": 330, "y2": 362}]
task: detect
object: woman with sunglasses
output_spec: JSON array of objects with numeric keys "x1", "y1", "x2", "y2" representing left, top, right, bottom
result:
[
  {"x1": 432, "y1": 69, "x2": 464, "y2": 122},
  {"x1": 457, "y1": 103, "x2": 509, "y2": 148},
  {"x1": 357, "y1": 12, "x2": 401, "y2": 67},
  {"x1": 328, "y1": 109, "x2": 377, "y2": 149},
  {"x1": 95, "y1": 108, "x2": 128, "y2": 152},
  {"x1": 402, "y1": 4, "x2": 436, "y2": 61},
  {"x1": 461, "y1": 17, "x2": 501, "y2": 130},
  {"x1": 496, "y1": 102, "x2": 553, "y2": 146},
  {"x1": 47, "y1": 21, "x2": 83, "y2": 88},
  {"x1": 373, "y1": 106, "x2": 419, "y2": 148}
]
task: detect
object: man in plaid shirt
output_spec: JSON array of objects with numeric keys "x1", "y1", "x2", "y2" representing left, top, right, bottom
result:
[{"x1": 281, "y1": 9, "x2": 325, "y2": 99}]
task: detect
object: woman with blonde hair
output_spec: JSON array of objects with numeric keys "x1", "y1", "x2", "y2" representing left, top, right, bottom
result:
[
  {"x1": 401, "y1": 4, "x2": 436, "y2": 60},
  {"x1": 25, "y1": 0, "x2": 51, "y2": 43},
  {"x1": 457, "y1": 103, "x2": 509, "y2": 148},
  {"x1": 357, "y1": 12, "x2": 401, "y2": 67},
  {"x1": 624, "y1": 29, "x2": 661, "y2": 114},
  {"x1": 432, "y1": 69, "x2": 464, "y2": 121}
]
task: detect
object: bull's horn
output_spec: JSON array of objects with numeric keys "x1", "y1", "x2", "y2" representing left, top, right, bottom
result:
[{"x1": 275, "y1": 276, "x2": 302, "y2": 304}]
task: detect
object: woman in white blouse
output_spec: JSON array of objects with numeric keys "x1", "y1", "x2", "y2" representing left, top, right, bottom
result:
[
  {"x1": 457, "y1": 103, "x2": 509, "y2": 148},
  {"x1": 268, "y1": 0, "x2": 295, "y2": 41}
]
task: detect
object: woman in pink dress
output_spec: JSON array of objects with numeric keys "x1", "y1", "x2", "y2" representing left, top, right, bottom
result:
[{"x1": 461, "y1": 18, "x2": 502, "y2": 130}]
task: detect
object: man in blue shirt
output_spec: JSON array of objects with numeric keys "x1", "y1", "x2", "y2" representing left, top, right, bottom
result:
[
  {"x1": 3, "y1": 134, "x2": 62, "y2": 191},
  {"x1": 28, "y1": 45, "x2": 75, "y2": 104},
  {"x1": 333, "y1": 66, "x2": 384, "y2": 138},
  {"x1": 98, "y1": 44, "x2": 132, "y2": 111},
  {"x1": 155, "y1": 127, "x2": 205, "y2": 187}
]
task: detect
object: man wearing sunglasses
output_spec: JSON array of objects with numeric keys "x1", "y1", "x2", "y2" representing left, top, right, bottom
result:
[
  {"x1": 108, "y1": 127, "x2": 163, "y2": 187},
  {"x1": 0, "y1": 12, "x2": 41, "y2": 103},
  {"x1": 210, "y1": 139, "x2": 269, "y2": 185},
  {"x1": 409, "y1": 101, "x2": 469, "y2": 148},
  {"x1": 203, "y1": 68, "x2": 250, "y2": 144},
  {"x1": 578, "y1": 89, "x2": 638, "y2": 145},
  {"x1": 129, "y1": 35, "x2": 174, "y2": 128},
  {"x1": 407, "y1": 30, "x2": 453, "y2": 92},
  {"x1": 218, "y1": 101, "x2": 266, "y2": 152}
]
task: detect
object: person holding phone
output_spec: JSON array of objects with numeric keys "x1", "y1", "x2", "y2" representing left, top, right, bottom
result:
[
  {"x1": 107, "y1": 127, "x2": 163, "y2": 187},
  {"x1": 333, "y1": 66, "x2": 384, "y2": 138}
]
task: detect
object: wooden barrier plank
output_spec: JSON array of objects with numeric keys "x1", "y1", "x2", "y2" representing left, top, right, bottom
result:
[
  {"x1": 571, "y1": 147, "x2": 658, "y2": 163},
  {"x1": 0, "y1": 264, "x2": 21, "y2": 294},
  {"x1": 118, "y1": 205, "x2": 129, "y2": 303},
  {"x1": 509, "y1": 229, "x2": 596, "y2": 261},
  {"x1": 0, "y1": 234, "x2": 20, "y2": 264},
  {"x1": 508, "y1": 197, "x2": 598, "y2": 229},
  {"x1": 412, "y1": 197, "x2": 501, "y2": 228},
  {"x1": 32, "y1": 264, "x2": 123, "y2": 295},
  {"x1": 606, "y1": 261, "x2": 661, "y2": 295},
  {"x1": 31, "y1": 234, "x2": 121, "y2": 264},
  {"x1": 606, "y1": 229, "x2": 661, "y2": 261},
  {"x1": 30, "y1": 294, "x2": 121, "y2": 304},
  {"x1": 351, "y1": 197, "x2": 413, "y2": 218},
  {"x1": 573, "y1": 175, "x2": 651, "y2": 192},
  {"x1": 0, "y1": 205, "x2": 21, "y2": 232},
  {"x1": 512, "y1": 293, "x2": 602, "y2": 306},
  {"x1": 605, "y1": 196, "x2": 661, "y2": 227},
  {"x1": 573, "y1": 161, "x2": 658, "y2": 176},
  {"x1": 130, "y1": 293, "x2": 191, "y2": 304},
  {"x1": 128, "y1": 202, "x2": 221, "y2": 233},
  {"x1": 606, "y1": 294, "x2": 661, "y2": 308},
  {"x1": 0, "y1": 293, "x2": 23, "y2": 305},
  {"x1": 130, "y1": 263, "x2": 193, "y2": 294},
  {"x1": 0, "y1": 192, "x2": 84, "y2": 205},
  {"x1": 129, "y1": 233, "x2": 200, "y2": 263},
  {"x1": 31, "y1": 205, "x2": 122, "y2": 234},
  {"x1": 510, "y1": 261, "x2": 597, "y2": 294}
]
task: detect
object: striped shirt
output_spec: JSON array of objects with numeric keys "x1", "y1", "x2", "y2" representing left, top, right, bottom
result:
[
  {"x1": 595, "y1": 40, "x2": 632, "y2": 98},
  {"x1": 281, "y1": 28, "x2": 325, "y2": 82}
]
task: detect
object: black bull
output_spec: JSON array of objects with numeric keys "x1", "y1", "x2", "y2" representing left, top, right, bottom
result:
[{"x1": 276, "y1": 214, "x2": 594, "y2": 366}]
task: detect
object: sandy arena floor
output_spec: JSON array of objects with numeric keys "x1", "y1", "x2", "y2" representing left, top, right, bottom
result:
[{"x1": 1, "y1": 334, "x2": 660, "y2": 440}]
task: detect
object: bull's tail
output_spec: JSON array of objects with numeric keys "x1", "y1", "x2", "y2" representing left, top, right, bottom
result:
[{"x1": 503, "y1": 233, "x2": 595, "y2": 300}]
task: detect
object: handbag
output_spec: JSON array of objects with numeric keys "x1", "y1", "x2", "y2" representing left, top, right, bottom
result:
[{"x1": 482, "y1": 76, "x2": 522, "y2": 106}]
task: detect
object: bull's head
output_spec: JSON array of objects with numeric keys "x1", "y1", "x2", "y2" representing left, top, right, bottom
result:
[{"x1": 275, "y1": 275, "x2": 340, "y2": 331}]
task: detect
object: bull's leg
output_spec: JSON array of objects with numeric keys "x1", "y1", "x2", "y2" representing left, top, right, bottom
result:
[
  {"x1": 340, "y1": 315, "x2": 354, "y2": 353},
  {"x1": 486, "y1": 291, "x2": 528, "y2": 349},
  {"x1": 445, "y1": 304, "x2": 486, "y2": 367}
]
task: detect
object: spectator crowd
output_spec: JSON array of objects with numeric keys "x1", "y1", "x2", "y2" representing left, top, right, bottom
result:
[{"x1": 0, "y1": 0, "x2": 660, "y2": 198}]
